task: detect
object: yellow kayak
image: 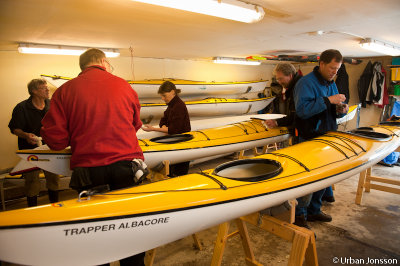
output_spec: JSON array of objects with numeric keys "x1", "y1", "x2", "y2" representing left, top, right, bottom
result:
[
  {"x1": 1, "y1": 121, "x2": 399, "y2": 265},
  {"x1": 140, "y1": 96, "x2": 274, "y2": 120},
  {"x1": 16, "y1": 119, "x2": 290, "y2": 176}
]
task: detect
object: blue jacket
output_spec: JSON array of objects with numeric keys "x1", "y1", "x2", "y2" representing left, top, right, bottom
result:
[{"x1": 294, "y1": 66, "x2": 342, "y2": 140}]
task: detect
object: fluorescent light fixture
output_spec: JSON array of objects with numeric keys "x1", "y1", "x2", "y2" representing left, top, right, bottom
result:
[
  {"x1": 213, "y1": 57, "x2": 261, "y2": 65},
  {"x1": 359, "y1": 38, "x2": 400, "y2": 56},
  {"x1": 131, "y1": 0, "x2": 265, "y2": 23},
  {"x1": 18, "y1": 43, "x2": 120, "y2": 57}
]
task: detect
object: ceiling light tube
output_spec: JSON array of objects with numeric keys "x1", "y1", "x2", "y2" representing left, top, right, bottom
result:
[
  {"x1": 359, "y1": 38, "x2": 400, "y2": 56},
  {"x1": 18, "y1": 43, "x2": 120, "y2": 57},
  {"x1": 213, "y1": 57, "x2": 261, "y2": 65},
  {"x1": 131, "y1": 0, "x2": 265, "y2": 23}
]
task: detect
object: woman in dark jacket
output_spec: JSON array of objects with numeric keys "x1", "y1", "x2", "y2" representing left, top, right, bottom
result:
[{"x1": 143, "y1": 81, "x2": 191, "y2": 176}]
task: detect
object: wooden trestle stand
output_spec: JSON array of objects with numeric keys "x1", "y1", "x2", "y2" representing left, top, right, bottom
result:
[
  {"x1": 356, "y1": 166, "x2": 400, "y2": 205},
  {"x1": 210, "y1": 200, "x2": 318, "y2": 266}
]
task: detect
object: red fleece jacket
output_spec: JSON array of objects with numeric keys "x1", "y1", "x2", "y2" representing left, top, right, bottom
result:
[{"x1": 41, "y1": 66, "x2": 144, "y2": 169}]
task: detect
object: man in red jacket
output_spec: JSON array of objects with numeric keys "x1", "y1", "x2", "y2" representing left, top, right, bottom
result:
[{"x1": 41, "y1": 48, "x2": 147, "y2": 266}]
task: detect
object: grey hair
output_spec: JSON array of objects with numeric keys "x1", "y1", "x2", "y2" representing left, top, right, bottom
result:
[{"x1": 273, "y1": 63, "x2": 296, "y2": 77}]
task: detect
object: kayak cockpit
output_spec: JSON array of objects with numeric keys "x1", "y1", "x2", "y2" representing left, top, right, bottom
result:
[
  {"x1": 348, "y1": 128, "x2": 391, "y2": 140},
  {"x1": 213, "y1": 159, "x2": 282, "y2": 182},
  {"x1": 150, "y1": 134, "x2": 194, "y2": 144}
]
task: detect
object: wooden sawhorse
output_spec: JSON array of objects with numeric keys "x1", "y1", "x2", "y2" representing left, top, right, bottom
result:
[
  {"x1": 238, "y1": 143, "x2": 279, "y2": 160},
  {"x1": 355, "y1": 166, "x2": 400, "y2": 205},
  {"x1": 211, "y1": 211, "x2": 318, "y2": 265}
]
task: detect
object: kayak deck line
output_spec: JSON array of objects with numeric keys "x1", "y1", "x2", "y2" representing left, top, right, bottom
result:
[
  {"x1": 271, "y1": 153, "x2": 310, "y2": 172},
  {"x1": 198, "y1": 171, "x2": 228, "y2": 190}
]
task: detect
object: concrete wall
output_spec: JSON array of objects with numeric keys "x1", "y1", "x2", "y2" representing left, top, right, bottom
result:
[{"x1": 0, "y1": 51, "x2": 392, "y2": 172}]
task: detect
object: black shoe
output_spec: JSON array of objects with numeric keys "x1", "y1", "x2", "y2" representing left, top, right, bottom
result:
[
  {"x1": 378, "y1": 161, "x2": 394, "y2": 167},
  {"x1": 27, "y1": 196, "x2": 38, "y2": 207},
  {"x1": 294, "y1": 215, "x2": 311, "y2": 230},
  {"x1": 48, "y1": 190, "x2": 59, "y2": 203},
  {"x1": 307, "y1": 211, "x2": 332, "y2": 222},
  {"x1": 322, "y1": 196, "x2": 335, "y2": 202},
  {"x1": 294, "y1": 215, "x2": 317, "y2": 239}
]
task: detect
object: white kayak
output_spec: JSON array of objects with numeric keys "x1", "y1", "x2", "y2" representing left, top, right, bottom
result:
[
  {"x1": 41, "y1": 75, "x2": 268, "y2": 98},
  {"x1": 336, "y1": 104, "x2": 360, "y2": 125}
]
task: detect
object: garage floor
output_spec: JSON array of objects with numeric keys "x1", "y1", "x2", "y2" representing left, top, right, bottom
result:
[{"x1": 2, "y1": 154, "x2": 400, "y2": 266}]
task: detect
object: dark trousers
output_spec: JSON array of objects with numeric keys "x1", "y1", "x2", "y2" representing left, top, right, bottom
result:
[
  {"x1": 169, "y1": 161, "x2": 190, "y2": 177},
  {"x1": 72, "y1": 160, "x2": 146, "y2": 266},
  {"x1": 98, "y1": 252, "x2": 145, "y2": 266}
]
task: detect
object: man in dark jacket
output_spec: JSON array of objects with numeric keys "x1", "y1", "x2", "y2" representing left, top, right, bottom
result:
[
  {"x1": 293, "y1": 49, "x2": 349, "y2": 229},
  {"x1": 264, "y1": 63, "x2": 302, "y2": 136},
  {"x1": 9, "y1": 79, "x2": 60, "y2": 207}
]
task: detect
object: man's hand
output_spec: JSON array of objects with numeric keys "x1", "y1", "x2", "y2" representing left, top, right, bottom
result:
[
  {"x1": 263, "y1": 119, "x2": 278, "y2": 129},
  {"x1": 336, "y1": 103, "x2": 349, "y2": 114},
  {"x1": 328, "y1": 94, "x2": 346, "y2": 105},
  {"x1": 26, "y1": 133, "x2": 40, "y2": 145},
  {"x1": 141, "y1": 125, "x2": 155, "y2": 132}
]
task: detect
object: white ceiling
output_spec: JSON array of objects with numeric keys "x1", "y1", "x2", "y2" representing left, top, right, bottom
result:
[{"x1": 1, "y1": 0, "x2": 400, "y2": 61}]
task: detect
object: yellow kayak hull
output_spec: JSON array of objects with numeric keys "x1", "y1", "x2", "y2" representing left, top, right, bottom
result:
[
  {"x1": 1, "y1": 122, "x2": 399, "y2": 265},
  {"x1": 16, "y1": 119, "x2": 290, "y2": 176},
  {"x1": 140, "y1": 96, "x2": 275, "y2": 121}
]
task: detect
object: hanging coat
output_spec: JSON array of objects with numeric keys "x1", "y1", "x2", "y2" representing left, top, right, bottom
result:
[
  {"x1": 335, "y1": 63, "x2": 349, "y2": 104},
  {"x1": 367, "y1": 62, "x2": 385, "y2": 103},
  {"x1": 357, "y1": 61, "x2": 373, "y2": 108},
  {"x1": 375, "y1": 66, "x2": 389, "y2": 108}
]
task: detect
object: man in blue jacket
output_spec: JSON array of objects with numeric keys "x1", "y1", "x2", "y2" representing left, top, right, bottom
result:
[{"x1": 294, "y1": 49, "x2": 349, "y2": 229}]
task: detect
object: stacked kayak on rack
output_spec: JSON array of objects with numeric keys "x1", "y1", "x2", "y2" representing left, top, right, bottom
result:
[
  {"x1": 1, "y1": 121, "x2": 399, "y2": 266},
  {"x1": 41, "y1": 74, "x2": 272, "y2": 121},
  {"x1": 41, "y1": 75, "x2": 268, "y2": 100},
  {"x1": 140, "y1": 96, "x2": 274, "y2": 121}
]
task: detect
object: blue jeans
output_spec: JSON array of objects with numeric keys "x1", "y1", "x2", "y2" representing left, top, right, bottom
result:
[
  {"x1": 323, "y1": 186, "x2": 334, "y2": 197},
  {"x1": 295, "y1": 188, "x2": 326, "y2": 218}
]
